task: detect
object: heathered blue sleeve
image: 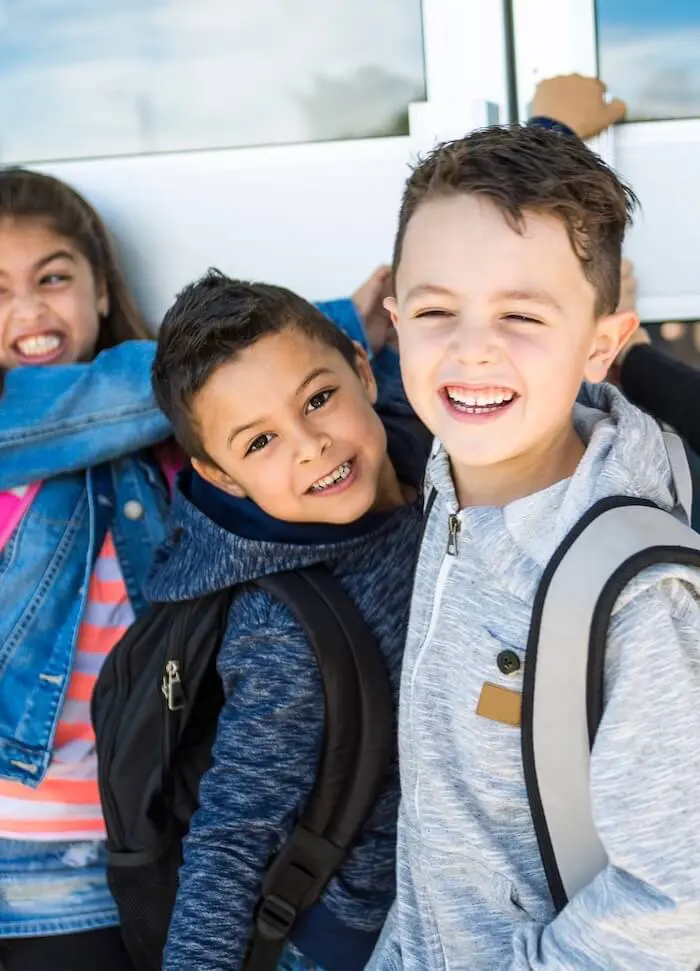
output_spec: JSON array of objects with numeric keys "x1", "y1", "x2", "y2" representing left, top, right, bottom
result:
[
  {"x1": 163, "y1": 598, "x2": 325, "y2": 971},
  {"x1": 315, "y1": 298, "x2": 371, "y2": 355},
  {"x1": 507, "y1": 575, "x2": 700, "y2": 970}
]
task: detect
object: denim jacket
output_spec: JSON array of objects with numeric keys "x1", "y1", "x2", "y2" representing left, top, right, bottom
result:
[{"x1": 0, "y1": 343, "x2": 172, "y2": 787}]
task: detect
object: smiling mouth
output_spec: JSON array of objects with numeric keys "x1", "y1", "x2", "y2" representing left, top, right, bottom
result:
[
  {"x1": 13, "y1": 332, "x2": 65, "y2": 362},
  {"x1": 308, "y1": 460, "x2": 355, "y2": 494},
  {"x1": 443, "y1": 385, "x2": 519, "y2": 415}
]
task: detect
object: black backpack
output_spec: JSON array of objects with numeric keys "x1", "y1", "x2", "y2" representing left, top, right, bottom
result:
[{"x1": 91, "y1": 565, "x2": 395, "y2": 971}]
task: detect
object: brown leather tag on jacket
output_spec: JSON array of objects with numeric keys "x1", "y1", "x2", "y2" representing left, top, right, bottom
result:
[{"x1": 476, "y1": 682, "x2": 521, "y2": 727}]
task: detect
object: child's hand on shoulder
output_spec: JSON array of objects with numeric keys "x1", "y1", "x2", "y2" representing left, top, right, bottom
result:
[{"x1": 352, "y1": 266, "x2": 394, "y2": 355}]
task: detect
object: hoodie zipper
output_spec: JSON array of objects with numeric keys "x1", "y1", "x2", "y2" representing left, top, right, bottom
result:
[
  {"x1": 403, "y1": 507, "x2": 465, "y2": 902},
  {"x1": 409, "y1": 509, "x2": 462, "y2": 821},
  {"x1": 409, "y1": 508, "x2": 463, "y2": 705},
  {"x1": 446, "y1": 513, "x2": 461, "y2": 556}
]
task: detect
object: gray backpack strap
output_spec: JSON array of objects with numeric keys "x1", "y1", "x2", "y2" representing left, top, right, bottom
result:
[
  {"x1": 662, "y1": 426, "x2": 693, "y2": 523},
  {"x1": 522, "y1": 497, "x2": 700, "y2": 912}
]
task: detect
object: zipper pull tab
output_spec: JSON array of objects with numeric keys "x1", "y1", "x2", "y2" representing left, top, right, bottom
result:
[
  {"x1": 446, "y1": 514, "x2": 461, "y2": 556},
  {"x1": 162, "y1": 660, "x2": 185, "y2": 712}
]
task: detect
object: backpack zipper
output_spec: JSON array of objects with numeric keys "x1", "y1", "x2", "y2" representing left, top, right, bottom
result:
[
  {"x1": 161, "y1": 660, "x2": 185, "y2": 711},
  {"x1": 160, "y1": 609, "x2": 195, "y2": 776}
]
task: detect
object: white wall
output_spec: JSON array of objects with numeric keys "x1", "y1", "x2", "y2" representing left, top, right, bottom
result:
[
  {"x1": 38, "y1": 139, "x2": 415, "y2": 329},
  {"x1": 24, "y1": 0, "x2": 510, "y2": 331},
  {"x1": 7, "y1": 0, "x2": 512, "y2": 331},
  {"x1": 614, "y1": 120, "x2": 700, "y2": 322}
]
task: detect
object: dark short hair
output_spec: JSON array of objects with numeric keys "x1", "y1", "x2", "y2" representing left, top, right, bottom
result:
[
  {"x1": 0, "y1": 167, "x2": 149, "y2": 349},
  {"x1": 152, "y1": 269, "x2": 358, "y2": 460},
  {"x1": 392, "y1": 125, "x2": 638, "y2": 316}
]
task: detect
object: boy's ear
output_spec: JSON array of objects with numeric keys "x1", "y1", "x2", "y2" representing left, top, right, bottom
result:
[
  {"x1": 191, "y1": 457, "x2": 247, "y2": 499},
  {"x1": 584, "y1": 310, "x2": 639, "y2": 383},
  {"x1": 353, "y1": 341, "x2": 378, "y2": 406}
]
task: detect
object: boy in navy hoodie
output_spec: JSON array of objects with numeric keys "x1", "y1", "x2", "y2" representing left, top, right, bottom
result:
[{"x1": 149, "y1": 271, "x2": 429, "y2": 971}]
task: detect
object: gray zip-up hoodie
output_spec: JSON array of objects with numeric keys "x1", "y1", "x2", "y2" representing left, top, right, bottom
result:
[{"x1": 368, "y1": 383, "x2": 700, "y2": 971}]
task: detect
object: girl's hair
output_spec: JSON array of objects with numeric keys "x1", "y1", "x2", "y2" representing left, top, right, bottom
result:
[{"x1": 0, "y1": 167, "x2": 150, "y2": 350}]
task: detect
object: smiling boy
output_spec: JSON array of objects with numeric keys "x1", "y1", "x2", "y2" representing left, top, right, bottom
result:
[
  {"x1": 149, "y1": 272, "x2": 428, "y2": 971},
  {"x1": 368, "y1": 126, "x2": 700, "y2": 970}
]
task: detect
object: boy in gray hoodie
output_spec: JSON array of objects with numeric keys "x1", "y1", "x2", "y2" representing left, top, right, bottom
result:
[{"x1": 368, "y1": 125, "x2": 700, "y2": 970}]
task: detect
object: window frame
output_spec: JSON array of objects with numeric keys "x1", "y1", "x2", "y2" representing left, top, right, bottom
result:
[
  {"x1": 6, "y1": 0, "x2": 509, "y2": 169},
  {"x1": 511, "y1": 0, "x2": 700, "y2": 322},
  {"x1": 29, "y1": 1, "x2": 511, "y2": 321}
]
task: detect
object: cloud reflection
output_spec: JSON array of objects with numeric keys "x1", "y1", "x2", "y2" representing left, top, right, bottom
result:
[{"x1": 0, "y1": 0, "x2": 425, "y2": 163}]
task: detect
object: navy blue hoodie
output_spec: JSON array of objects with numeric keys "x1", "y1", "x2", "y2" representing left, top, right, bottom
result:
[{"x1": 146, "y1": 411, "x2": 429, "y2": 971}]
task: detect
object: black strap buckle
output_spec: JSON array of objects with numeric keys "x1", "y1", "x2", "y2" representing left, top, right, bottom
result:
[{"x1": 255, "y1": 895, "x2": 298, "y2": 941}]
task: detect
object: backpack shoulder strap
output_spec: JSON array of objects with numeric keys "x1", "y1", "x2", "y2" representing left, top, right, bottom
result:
[
  {"x1": 661, "y1": 425, "x2": 693, "y2": 523},
  {"x1": 522, "y1": 496, "x2": 700, "y2": 913},
  {"x1": 245, "y1": 565, "x2": 394, "y2": 971}
]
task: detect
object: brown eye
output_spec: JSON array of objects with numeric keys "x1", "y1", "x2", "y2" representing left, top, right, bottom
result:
[
  {"x1": 306, "y1": 388, "x2": 335, "y2": 412},
  {"x1": 245, "y1": 433, "x2": 273, "y2": 455}
]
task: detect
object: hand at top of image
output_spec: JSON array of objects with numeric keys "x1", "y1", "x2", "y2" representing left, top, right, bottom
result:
[{"x1": 532, "y1": 73, "x2": 627, "y2": 139}]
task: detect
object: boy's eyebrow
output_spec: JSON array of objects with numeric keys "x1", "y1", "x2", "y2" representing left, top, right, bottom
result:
[
  {"x1": 496, "y1": 288, "x2": 563, "y2": 312},
  {"x1": 404, "y1": 284, "x2": 563, "y2": 313},
  {"x1": 227, "y1": 417, "x2": 266, "y2": 447},
  {"x1": 404, "y1": 284, "x2": 455, "y2": 302},
  {"x1": 295, "y1": 367, "x2": 334, "y2": 395},
  {"x1": 227, "y1": 367, "x2": 335, "y2": 447}
]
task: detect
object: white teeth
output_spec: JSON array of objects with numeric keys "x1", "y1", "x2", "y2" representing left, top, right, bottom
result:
[
  {"x1": 16, "y1": 334, "x2": 61, "y2": 357},
  {"x1": 447, "y1": 387, "x2": 514, "y2": 409},
  {"x1": 310, "y1": 461, "x2": 352, "y2": 493}
]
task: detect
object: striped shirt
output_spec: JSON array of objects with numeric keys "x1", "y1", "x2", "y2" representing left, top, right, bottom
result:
[{"x1": 0, "y1": 531, "x2": 134, "y2": 840}]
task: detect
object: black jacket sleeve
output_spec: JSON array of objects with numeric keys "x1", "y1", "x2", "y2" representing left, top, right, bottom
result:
[{"x1": 619, "y1": 343, "x2": 700, "y2": 454}]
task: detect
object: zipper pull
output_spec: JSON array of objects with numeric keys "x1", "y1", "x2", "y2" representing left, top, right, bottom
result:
[
  {"x1": 162, "y1": 660, "x2": 185, "y2": 712},
  {"x1": 446, "y1": 514, "x2": 461, "y2": 556}
]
